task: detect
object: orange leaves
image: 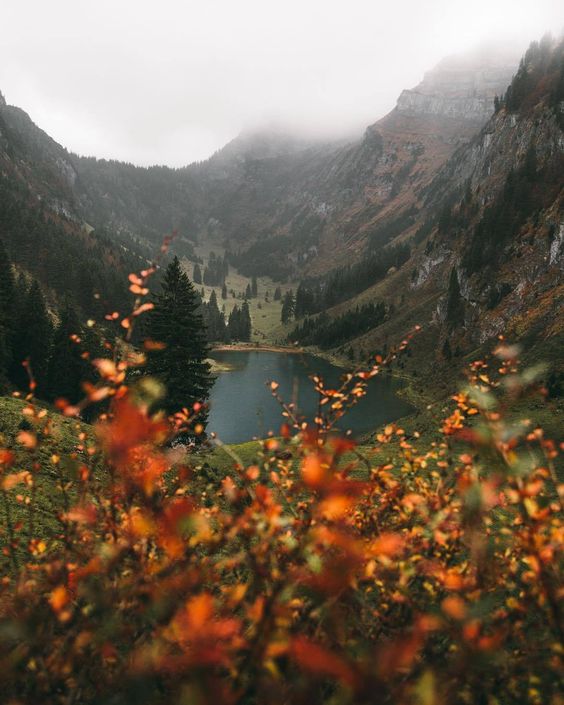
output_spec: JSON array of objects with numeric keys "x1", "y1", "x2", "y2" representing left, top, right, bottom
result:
[
  {"x1": 290, "y1": 637, "x2": 358, "y2": 688},
  {"x1": 96, "y1": 395, "x2": 167, "y2": 466},
  {"x1": 0, "y1": 335, "x2": 562, "y2": 702},
  {"x1": 163, "y1": 593, "x2": 242, "y2": 668},
  {"x1": 132, "y1": 302, "x2": 154, "y2": 317},
  {"x1": 2, "y1": 471, "x2": 31, "y2": 490},
  {"x1": 301, "y1": 454, "x2": 328, "y2": 489},
  {"x1": 318, "y1": 495, "x2": 355, "y2": 521},
  {"x1": 17, "y1": 431, "x2": 37, "y2": 449},
  {"x1": 0, "y1": 448, "x2": 15, "y2": 467},
  {"x1": 189, "y1": 593, "x2": 216, "y2": 631},
  {"x1": 63, "y1": 504, "x2": 98, "y2": 525},
  {"x1": 441, "y1": 595, "x2": 467, "y2": 620},
  {"x1": 369, "y1": 532, "x2": 404, "y2": 559},
  {"x1": 49, "y1": 585, "x2": 70, "y2": 612}
]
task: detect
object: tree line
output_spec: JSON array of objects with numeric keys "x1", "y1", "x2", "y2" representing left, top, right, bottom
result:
[
  {"x1": 0, "y1": 240, "x2": 103, "y2": 408},
  {"x1": 288, "y1": 243, "x2": 410, "y2": 320},
  {"x1": 288, "y1": 301, "x2": 388, "y2": 349}
]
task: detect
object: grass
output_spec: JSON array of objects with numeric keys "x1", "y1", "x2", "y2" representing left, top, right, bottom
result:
[
  {"x1": 183, "y1": 242, "x2": 298, "y2": 343},
  {"x1": 0, "y1": 396, "x2": 96, "y2": 561}
]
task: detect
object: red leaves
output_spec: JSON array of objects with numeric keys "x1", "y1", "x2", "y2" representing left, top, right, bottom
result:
[
  {"x1": 162, "y1": 593, "x2": 242, "y2": 669},
  {"x1": 96, "y1": 395, "x2": 167, "y2": 466},
  {"x1": 290, "y1": 637, "x2": 358, "y2": 688}
]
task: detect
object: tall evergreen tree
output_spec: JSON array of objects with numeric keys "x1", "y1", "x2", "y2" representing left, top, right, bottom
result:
[
  {"x1": 251, "y1": 275, "x2": 258, "y2": 298},
  {"x1": 245, "y1": 282, "x2": 252, "y2": 300},
  {"x1": 446, "y1": 268, "x2": 465, "y2": 330},
  {"x1": 193, "y1": 263, "x2": 202, "y2": 284},
  {"x1": 143, "y1": 257, "x2": 212, "y2": 432},
  {"x1": 12, "y1": 280, "x2": 52, "y2": 393},
  {"x1": 46, "y1": 302, "x2": 86, "y2": 404},
  {"x1": 0, "y1": 240, "x2": 15, "y2": 382},
  {"x1": 221, "y1": 282, "x2": 227, "y2": 300},
  {"x1": 281, "y1": 290, "x2": 295, "y2": 324},
  {"x1": 240, "y1": 301, "x2": 252, "y2": 341},
  {"x1": 274, "y1": 286, "x2": 282, "y2": 301}
]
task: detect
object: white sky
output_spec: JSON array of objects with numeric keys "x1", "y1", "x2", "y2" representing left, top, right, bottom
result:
[{"x1": 0, "y1": 0, "x2": 562, "y2": 166}]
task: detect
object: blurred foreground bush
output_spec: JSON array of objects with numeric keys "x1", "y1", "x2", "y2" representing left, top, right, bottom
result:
[{"x1": 0, "y1": 340, "x2": 562, "y2": 705}]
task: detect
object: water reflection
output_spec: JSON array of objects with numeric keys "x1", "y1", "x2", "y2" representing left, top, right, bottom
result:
[{"x1": 207, "y1": 351, "x2": 413, "y2": 444}]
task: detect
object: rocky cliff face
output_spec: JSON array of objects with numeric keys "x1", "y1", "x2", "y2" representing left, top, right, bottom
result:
[{"x1": 396, "y1": 49, "x2": 518, "y2": 123}]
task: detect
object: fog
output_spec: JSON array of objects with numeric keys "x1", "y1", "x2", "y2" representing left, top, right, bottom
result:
[{"x1": 1, "y1": 0, "x2": 562, "y2": 166}]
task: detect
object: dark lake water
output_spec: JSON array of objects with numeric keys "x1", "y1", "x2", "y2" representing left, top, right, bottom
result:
[{"x1": 207, "y1": 350, "x2": 413, "y2": 443}]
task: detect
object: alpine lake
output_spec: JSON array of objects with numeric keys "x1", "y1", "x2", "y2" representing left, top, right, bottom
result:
[{"x1": 207, "y1": 350, "x2": 413, "y2": 443}]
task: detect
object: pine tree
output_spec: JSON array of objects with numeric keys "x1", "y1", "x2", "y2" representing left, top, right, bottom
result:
[
  {"x1": 46, "y1": 301, "x2": 85, "y2": 404},
  {"x1": 228, "y1": 306, "x2": 241, "y2": 340},
  {"x1": 245, "y1": 283, "x2": 252, "y2": 300},
  {"x1": 143, "y1": 257, "x2": 212, "y2": 432},
  {"x1": 281, "y1": 290, "x2": 295, "y2": 324},
  {"x1": 442, "y1": 338, "x2": 452, "y2": 360},
  {"x1": 193, "y1": 263, "x2": 202, "y2": 284},
  {"x1": 203, "y1": 289, "x2": 227, "y2": 342},
  {"x1": 0, "y1": 240, "x2": 15, "y2": 383},
  {"x1": 446, "y1": 268, "x2": 465, "y2": 330},
  {"x1": 274, "y1": 286, "x2": 282, "y2": 301},
  {"x1": 221, "y1": 282, "x2": 227, "y2": 299},
  {"x1": 251, "y1": 275, "x2": 258, "y2": 298},
  {"x1": 240, "y1": 301, "x2": 251, "y2": 341},
  {"x1": 12, "y1": 280, "x2": 52, "y2": 394}
]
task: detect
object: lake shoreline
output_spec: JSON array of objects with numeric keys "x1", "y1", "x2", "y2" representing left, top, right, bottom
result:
[
  {"x1": 211, "y1": 343, "x2": 306, "y2": 355},
  {"x1": 210, "y1": 343, "x2": 427, "y2": 409}
]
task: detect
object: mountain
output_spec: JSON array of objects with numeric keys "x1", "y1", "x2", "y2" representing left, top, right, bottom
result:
[
  {"x1": 0, "y1": 90, "x2": 149, "y2": 320},
  {"x1": 0, "y1": 37, "x2": 562, "y2": 395},
  {"x1": 287, "y1": 35, "x2": 563, "y2": 393},
  {"x1": 0, "y1": 44, "x2": 518, "y2": 276}
]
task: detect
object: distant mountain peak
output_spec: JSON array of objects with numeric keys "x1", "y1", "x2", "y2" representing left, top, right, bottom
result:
[{"x1": 395, "y1": 45, "x2": 519, "y2": 124}]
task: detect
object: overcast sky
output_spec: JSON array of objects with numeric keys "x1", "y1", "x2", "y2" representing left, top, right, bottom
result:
[{"x1": 1, "y1": 0, "x2": 562, "y2": 167}]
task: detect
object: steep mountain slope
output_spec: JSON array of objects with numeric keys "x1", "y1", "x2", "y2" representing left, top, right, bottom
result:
[
  {"x1": 0, "y1": 91, "x2": 148, "y2": 317},
  {"x1": 0, "y1": 45, "x2": 517, "y2": 280},
  {"x1": 63, "y1": 46, "x2": 517, "y2": 279},
  {"x1": 1, "y1": 37, "x2": 561, "y2": 385},
  {"x1": 287, "y1": 36, "x2": 563, "y2": 392}
]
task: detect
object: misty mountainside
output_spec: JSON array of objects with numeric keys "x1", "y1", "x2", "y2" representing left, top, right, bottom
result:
[
  {"x1": 68, "y1": 46, "x2": 522, "y2": 280},
  {"x1": 0, "y1": 37, "x2": 562, "y2": 390},
  {"x1": 289, "y1": 36, "x2": 563, "y2": 392},
  {"x1": 0, "y1": 44, "x2": 519, "y2": 269},
  {"x1": 0, "y1": 91, "x2": 149, "y2": 320}
]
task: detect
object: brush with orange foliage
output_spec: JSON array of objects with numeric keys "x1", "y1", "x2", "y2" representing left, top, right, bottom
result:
[{"x1": 0, "y1": 254, "x2": 561, "y2": 705}]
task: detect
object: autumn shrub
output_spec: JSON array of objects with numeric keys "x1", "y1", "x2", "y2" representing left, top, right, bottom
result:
[{"x1": 0, "y1": 256, "x2": 562, "y2": 705}]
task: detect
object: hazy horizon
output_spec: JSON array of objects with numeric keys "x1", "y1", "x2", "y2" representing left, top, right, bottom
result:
[{"x1": 1, "y1": 0, "x2": 562, "y2": 167}]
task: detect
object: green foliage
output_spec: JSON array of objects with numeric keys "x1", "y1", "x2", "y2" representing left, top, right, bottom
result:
[
  {"x1": 143, "y1": 257, "x2": 212, "y2": 430},
  {"x1": 203, "y1": 251, "x2": 228, "y2": 287},
  {"x1": 11, "y1": 281, "x2": 52, "y2": 395},
  {"x1": 281, "y1": 290, "x2": 295, "y2": 324},
  {"x1": 0, "y1": 173, "x2": 142, "y2": 320},
  {"x1": 445, "y1": 268, "x2": 464, "y2": 330},
  {"x1": 294, "y1": 243, "x2": 410, "y2": 317},
  {"x1": 227, "y1": 301, "x2": 252, "y2": 341},
  {"x1": 46, "y1": 302, "x2": 95, "y2": 406},
  {"x1": 502, "y1": 35, "x2": 564, "y2": 117},
  {"x1": 463, "y1": 145, "x2": 562, "y2": 273},
  {"x1": 201, "y1": 289, "x2": 229, "y2": 343},
  {"x1": 0, "y1": 239, "x2": 15, "y2": 382},
  {"x1": 290, "y1": 301, "x2": 387, "y2": 348}
]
